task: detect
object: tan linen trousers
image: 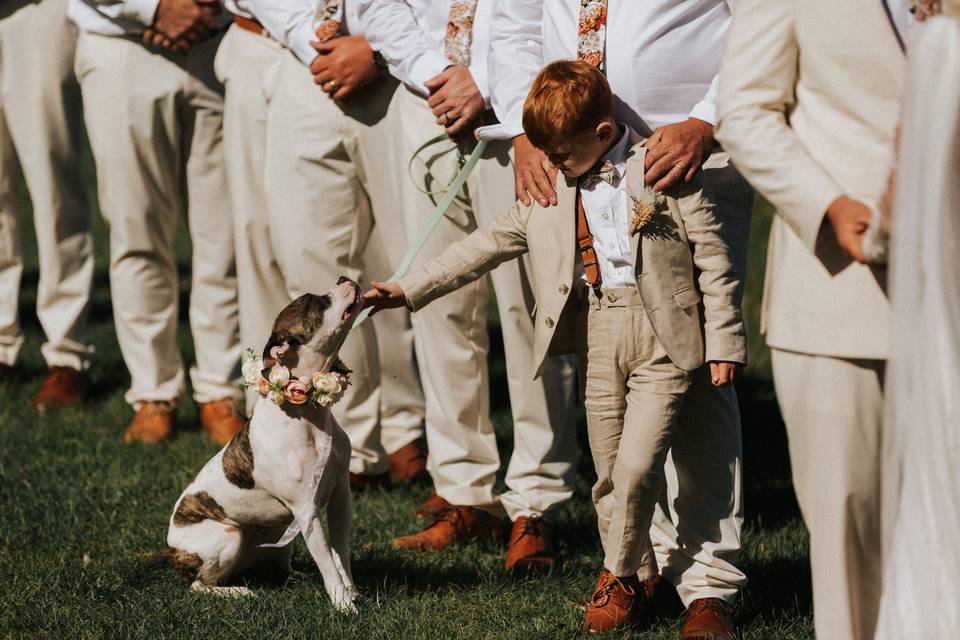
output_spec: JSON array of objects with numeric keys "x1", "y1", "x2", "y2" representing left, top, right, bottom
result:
[
  {"x1": 395, "y1": 86, "x2": 577, "y2": 517},
  {"x1": 576, "y1": 287, "x2": 691, "y2": 577},
  {"x1": 648, "y1": 153, "x2": 751, "y2": 605},
  {"x1": 264, "y1": 51, "x2": 418, "y2": 475},
  {"x1": 76, "y1": 31, "x2": 241, "y2": 406},
  {"x1": 0, "y1": 0, "x2": 93, "y2": 371},
  {"x1": 772, "y1": 348, "x2": 884, "y2": 640}
]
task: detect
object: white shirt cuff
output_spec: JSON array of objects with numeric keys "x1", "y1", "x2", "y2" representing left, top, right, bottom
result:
[
  {"x1": 121, "y1": 0, "x2": 160, "y2": 26},
  {"x1": 689, "y1": 100, "x2": 718, "y2": 127},
  {"x1": 288, "y1": 22, "x2": 320, "y2": 67},
  {"x1": 408, "y1": 50, "x2": 452, "y2": 97},
  {"x1": 476, "y1": 122, "x2": 523, "y2": 141}
]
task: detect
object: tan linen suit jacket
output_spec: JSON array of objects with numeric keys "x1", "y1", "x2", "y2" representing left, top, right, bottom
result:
[
  {"x1": 716, "y1": 0, "x2": 905, "y2": 360},
  {"x1": 399, "y1": 140, "x2": 746, "y2": 378}
]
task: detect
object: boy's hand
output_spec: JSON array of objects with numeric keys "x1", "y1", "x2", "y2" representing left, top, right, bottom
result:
[
  {"x1": 825, "y1": 196, "x2": 871, "y2": 263},
  {"x1": 362, "y1": 281, "x2": 408, "y2": 315},
  {"x1": 708, "y1": 361, "x2": 741, "y2": 386}
]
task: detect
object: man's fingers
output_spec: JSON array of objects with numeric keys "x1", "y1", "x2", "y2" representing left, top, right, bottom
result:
[
  {"x1": 652, "y1": 164, "x2": 686, "y2": 192},
  {"x1": 312, "y1": 40, "x2": 336, "y2": 55},
  {"x1": 521, "y1": 170, "x2": 550, "y2": 207},
  {"x1": 333, "y1": 84, "x2": 353, "y2": 100},
  {"x1": 644, "y1": 141, "x2": 671, "y2": 169},
  {"x1": 515, "y1": 175, "x2": 533, "y2": 207},
  {"x1": 530, "y1": 164, "x2": 558, "y2": 206},
  {"x1": 424, "y1": 67, "x2": 453, "y2": 92}
]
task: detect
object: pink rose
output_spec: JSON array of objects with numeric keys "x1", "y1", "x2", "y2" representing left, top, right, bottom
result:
[
  {"x1": 257, "y1": 378, "x2": 272, "y2": 395},
  {"x1": 284, "y1": 380, "x2": 309, "y2": 405}
]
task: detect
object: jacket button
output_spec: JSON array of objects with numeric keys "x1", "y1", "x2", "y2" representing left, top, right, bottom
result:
[
  {"x1": 558, "y1": 284, "x2": 569, "y2": 295},
  {"x1": 545, "y1": 317, "x2": 555, "y2": 328}
]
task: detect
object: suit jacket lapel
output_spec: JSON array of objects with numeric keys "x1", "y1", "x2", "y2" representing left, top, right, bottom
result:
[
  {"x1": 881, "y1": 0, "x2": 908, "y2": 52},
  {"x1": 625, "y1": 143, "x2": 648, "y2": 266}
]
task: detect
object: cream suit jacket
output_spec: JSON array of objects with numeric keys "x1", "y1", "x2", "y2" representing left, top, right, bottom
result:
[
  {"x1": 716, "y1": 0, "x2": 905, "y2": 359},
  {"x1": 399, "y1": 140, "x2": 746, "y2": 377}
]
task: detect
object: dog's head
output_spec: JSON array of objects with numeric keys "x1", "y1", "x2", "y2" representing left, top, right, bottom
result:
[{"x1": 262, "y1": 277, "x2": 363, "y2": 377}]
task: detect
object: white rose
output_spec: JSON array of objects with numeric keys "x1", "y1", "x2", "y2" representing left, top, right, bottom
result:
[
  {"x1": 242, "y1": 359, "x2": 264, "y2": 385},
  {"x1": 318, "y1": 395, "x2": 335, "y2": 407},
  {"x1": 312, "y1": 373, "x2": 339, "y2": 394},
  {"x1": 269, "y1": 365, "x2": 291, "y2": 386},
  {"x1": 269, "y1": 388, "x2": 286, "y2": 405}
]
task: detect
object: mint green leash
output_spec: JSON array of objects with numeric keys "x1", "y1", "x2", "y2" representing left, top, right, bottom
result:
[{"x1": 350, "y1": 137, "x2": 488, "y2": 330}]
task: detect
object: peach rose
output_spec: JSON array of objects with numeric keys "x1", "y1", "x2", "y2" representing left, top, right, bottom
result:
[
  {"x1": 257, "y1": 377, "x2": 272, "y2": 395},
  {"x1": 284, "y1": 380, "x2": 309, "y2": 405}
]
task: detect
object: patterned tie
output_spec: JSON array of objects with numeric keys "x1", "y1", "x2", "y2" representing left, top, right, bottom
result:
[
  {"x1": 314, "y1": 0, "x2": 344, "y2": 42},
  {"x1": 580, "y1": 159, "x2": 620, "y2": 189},
  {"x1": 577, "y1": 0, "x2": 608, "y2": 68},
  {"x1": 445, "y1": 0, "x2": 479, "y2": 66}
]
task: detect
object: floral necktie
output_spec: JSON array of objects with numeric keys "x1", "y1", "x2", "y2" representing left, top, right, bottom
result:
[
  {"x1": 577, "y1": 0, "x2": 608, "y2": 69},
  {"x1": 445, "y1": 0, "x2": 479, "y2": 66},
  {"x1": 315, "y1": 0, "x2": 343, "y2": 42},
  {"x1": 580, "y1": 159, "x2": 620, "y2": 189}
]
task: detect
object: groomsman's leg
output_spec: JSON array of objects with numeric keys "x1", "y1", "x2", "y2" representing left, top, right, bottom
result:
[
  {"x1": 264, "y1": 51, "x2": 387, "y2": 477},
  {"x1": 772, "y1": 349, "x2": 883, "y2": 640},
  {"x1": 0, "y1": 0, "x2": 94, "y2": 396},
  {"x1": 76, "y1": 34, "x2": 188, "y2": 439},
  {"x1": 0, "y1": 97, "x2": 23, "y2": 376},
  {"x1": 469, "y1": 142, "x2": 578, "y2": 566},
  {"x1": 180, "y1": 35, "x2": 245, "y2": 438},
  {"x1": 215, "y1": 24, "x2": 289, "y2": 413}
]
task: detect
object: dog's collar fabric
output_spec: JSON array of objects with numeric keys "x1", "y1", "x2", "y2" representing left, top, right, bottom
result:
[{"x1": 240, "y1": 349, "x2": 350, "y2": 408}]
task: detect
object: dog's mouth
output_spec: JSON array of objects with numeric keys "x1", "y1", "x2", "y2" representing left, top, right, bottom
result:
[{"x1": 342, "y1": 289, "x2": 363, "y2": 321}]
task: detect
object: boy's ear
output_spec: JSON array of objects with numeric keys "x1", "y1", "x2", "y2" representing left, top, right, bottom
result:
[{"x1": 595, "y1": 120, "x2": 616, "y2": 143}]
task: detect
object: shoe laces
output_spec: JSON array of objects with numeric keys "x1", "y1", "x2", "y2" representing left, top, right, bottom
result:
[
  {"x1": 142, "y1": 400, "x2": 176, "y2": 415},
  {"x1": 515, "y1": 516, "x2": 547, "y2": 541},
  {"x1": 590, "y1": 572, "x2": 636, "y2": 608},
  {"x1": 686, "y1": 598, "x2": 732, "y2": 622}
]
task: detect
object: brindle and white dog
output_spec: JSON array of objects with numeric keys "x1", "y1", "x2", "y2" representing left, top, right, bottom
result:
[{"x1": 164, "y1": 278, "x2": 363, "y2": 611}]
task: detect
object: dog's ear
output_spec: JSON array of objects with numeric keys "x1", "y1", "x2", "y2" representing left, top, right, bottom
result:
[{"x1": 262, "y1": 332, "x2": 294, "y2": 370}]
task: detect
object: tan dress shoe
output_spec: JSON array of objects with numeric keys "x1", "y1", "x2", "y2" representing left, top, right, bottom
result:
[
  {"x1": 680, "y1": 598, "x2": 736, "y2": 640},
  {"x1": 123, "y1": 401, "x2": 177, "y2": 444},
  {"x1": 414, "y1": 491, "x2": 451, "y2": 518},
  {"x1": 581, "y1": 569, "x2": 645, "y2": 634},
  {"x1": 504, "y1": 515, "x2": 555, "y2": 572},
  {"x1": 392, "y1": 505, "x2": 502, "y2": 551},
  {"x1": 387, "y1": 438, "x2": 429, "y2": 484},
  {"x1": 32, "y1": 366, "x2": 84, "y2": 411},
  {"x1": 348, "y1": 471, "x2": 392, "y2": 492},
  {"x1": 199, "y1": 399, "x2": 247, "y2": 446}
]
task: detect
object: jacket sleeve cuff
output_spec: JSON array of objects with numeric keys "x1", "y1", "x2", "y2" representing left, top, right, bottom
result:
[
  {"x1": 705, "y1": 335, "x2": 747, "y2": 366},
  {"x1": 121, "y1": 0, "x2": 160, "y2": 26},
  {"x1": 397, "y1": 271, "x2": 436, "y2": 312}
]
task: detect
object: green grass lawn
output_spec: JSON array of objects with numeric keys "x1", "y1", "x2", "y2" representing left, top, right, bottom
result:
[{"x1": 0, "y1": 144, "x2": 813, "y2": 639}]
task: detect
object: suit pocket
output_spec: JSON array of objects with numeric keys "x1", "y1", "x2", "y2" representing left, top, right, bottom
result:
[{"x1": 672, "y1": 286, "x2": 702, "y2": 309}]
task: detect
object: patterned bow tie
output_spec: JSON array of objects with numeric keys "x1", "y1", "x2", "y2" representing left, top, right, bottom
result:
[{"x1": 580, "y1": 160, "x2": 620, "y2": 188}]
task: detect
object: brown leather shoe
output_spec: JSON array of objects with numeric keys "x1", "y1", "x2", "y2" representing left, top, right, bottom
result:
[
  {"x1": 581, "y1": 569, "x2": 645, "y2": 634},
  {"x1": 414, "y1": 491, "x2": 451, "y2": 518},
  {"x1": 643, "y1": 574, "x2": 684, "y2": 621},
  {"x1": 504, "y1": 516, "x2": 555, "y2": 572},
  {"x1": 392, "y1": 505, "x2": 502, "y2": 551},
  {"x1": 199, "y1": 399, "x2": 247, "y2": 446},
  {"x1": 32, "y1": 366, "x2": 84, "y2": 411},
  {"x1": 387, "y1": 438, "x2": 430, "y2": 484},
  {"x1": 681, "y1": 598, "x2": 736, "y2": 640},
  {"x1": 123, "y1": 401, "x2": 176, "y2": 444},
  {"x1": 349, "y1": 472, "x2": 392, "y2": 492}
]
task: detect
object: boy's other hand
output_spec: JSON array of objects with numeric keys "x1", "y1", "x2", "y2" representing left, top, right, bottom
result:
[
  {"x1": 644, "y1": 118, "x2": 715, "y2": 192},
  {"x1": 825, "y1": 196, "x2": 871, "y2": 263},
  {"x1": 362, "y1": 281, "x2": 408, "y2": 315},
  {"x1": 709, "y1": 361, "x2": 741, "y2": 386},
  {"x1": 512, "y1": 134, "x2": 558, "y2": 208}
]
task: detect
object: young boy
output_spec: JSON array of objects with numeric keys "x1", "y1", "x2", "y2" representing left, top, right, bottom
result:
[{"x1": 364, "y1": 60, "x2": 745, "y2": 633}]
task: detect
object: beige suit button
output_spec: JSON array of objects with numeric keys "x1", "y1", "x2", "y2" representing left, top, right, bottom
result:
[
  {"x1": 558, "y1": 284, "x2": 569, "y2": 295},
  {"x1": 545, "y1": 317, "x2": 555, "y2": 328}
]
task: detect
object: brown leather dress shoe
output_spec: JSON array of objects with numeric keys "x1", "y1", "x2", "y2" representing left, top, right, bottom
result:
[
  {"x1": 582, "y1": 569, "x2": 645, "y2": 634},
  {"x1": 32, "y1": 366, "x2": 84, "y2": 411},
  {"x1": 199, "y1": 398, "x2": 247, "y2": 446},
  {"x1": 387, "y1": 438, "x2": 430, "y2": 484},
  {"x1": 504, "y1": 516, "x2": 555, "y2": 572},
  {"x1": 348, "y1": 471, "x2": 392, "y2": 492},
  {"x1": 392, "y1": 505, "x2": 502, "y2": 551},
  {"x1": 414, "y1": 491, "x2": 451, "y2": 518},
  {"x1": 123, "y1": 401, "x2": 176, "y2": 444},
  {"x1": 681, "y1": 598, "x2": 736, "y2": 640},
  {"x1": 643, "y1": 574, "x2": 684, "y2": 621}
]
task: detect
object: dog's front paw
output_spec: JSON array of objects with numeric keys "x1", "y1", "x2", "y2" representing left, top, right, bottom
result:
[{"x1": 333, "y1": 596, "x2": 358, "y2": 614}]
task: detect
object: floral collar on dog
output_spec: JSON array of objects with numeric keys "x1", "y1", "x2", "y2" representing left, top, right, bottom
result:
[{"x1": 240, "y1": 348, "x2": 350, "y2": 408}]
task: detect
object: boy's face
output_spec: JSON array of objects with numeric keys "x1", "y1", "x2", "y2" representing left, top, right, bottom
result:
[{"x1": 541, "y1": 120, "x2": 618, "y2": 179}]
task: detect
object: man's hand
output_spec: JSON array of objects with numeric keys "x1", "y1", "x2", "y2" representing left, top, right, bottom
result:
[
  {"x1": 826, "y1": 196, "x2": 872, "y2": 263},
  {"x1": 309, "y1": 35, "x2": 381, "y2": 101},
  {"x1": 644, "y1": 118, "x2": 716, "y2": 192},
  {"x1": 424, "y1": 67, "x2": 485, "y2": 138},
  {"x1": 152, "y1": 0, "x2": 220, "y2": 47},
  {"x1": 709, "y1": 361, "x2": 741, "y2": 386},
  {"x1": 362, "y1": 281, "x2": 408, "y2": 315},
  {"x1": 512, "y1": 134, "x2": 558, "y2": 208}
]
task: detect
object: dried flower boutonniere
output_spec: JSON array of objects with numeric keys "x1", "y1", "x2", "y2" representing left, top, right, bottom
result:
[{"x1": 629, "y1": 188, "x2": 664, "y2": 235}]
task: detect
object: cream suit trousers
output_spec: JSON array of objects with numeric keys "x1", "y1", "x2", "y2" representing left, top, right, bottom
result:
[
  {"x1": 649, "y1": 156, "x2": 750, "y2": 606},
  {"x1": 76, "y1": 32, "x2": 241, "y2": 407},
  {"x1": 0, "y1": 0, "x2": 93, "y2": 371},
  {"x1": 264, "y1": 52, "x2": 412, "y2": 475},
  {"x1": 577, "y1": 287, "x2": 691, "y2": 578},
  {"x1": 395, "y1": 87, "x2": 577, "y2": 518},
  {"x1": 772, "y1": 348, "x2": 884, "y2": 640}
]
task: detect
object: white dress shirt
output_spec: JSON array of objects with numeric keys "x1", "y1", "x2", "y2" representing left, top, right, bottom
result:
[
  {"x1": 68, "y1": 0, "x2": 233, "y2": 34},
  {"x1": 480, "y1": 0, "x2": 733, "y2": 140},
  {"x1": 578, "y1": 126, "x2": 635, "y2": 290},
  {"x1": 223, "y1": 0, "x2": 253, "y2": 20},
  {"x1": 245, "y1": 0, "x2": 362, "y2": 66},
  {"x1": 355, "y1": 0, "x2": 493, "y2": 101}
]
